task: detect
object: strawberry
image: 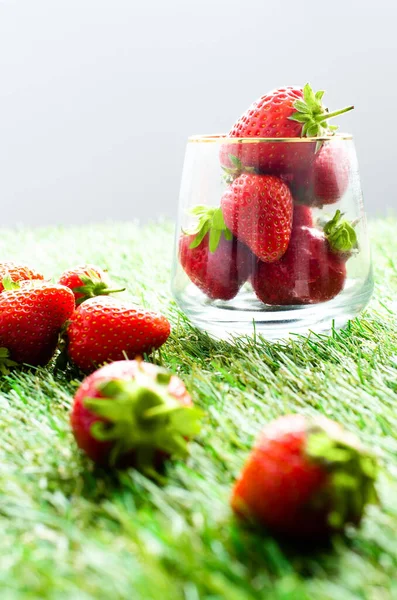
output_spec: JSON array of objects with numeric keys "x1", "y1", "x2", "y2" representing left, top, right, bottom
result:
[
  {"x1": 231, "y1": 414, "x2": 378, "y2": 539},
  {"x1": 66, "y1": 297, "x2": 171, "y2": 373},
  {"x1": 220, "y1": 173, "x2": 293, "y2": 262},
  {"x1": 0, "y1": 261, "x2": 44, "y2": 292},
  {"x1": 0, "y1": 281, "x2": 75, "y2": 366},
  {"x1": 289, "y1": 143, "x2": 350, "y2": 206},
  {"x1": 71, "y1": 360, "x2": 201, "y2": 470},
  {"x1": 179, "y1": 206, "x2": 252, "y2": 301},
  {"x1": 251, "y1": 209, "x2": 357, "y2": 305},
  {"x1": 180, "y1": 233, "x2": 252, "y2": 300},
  {"x1": 291, "y1": 203, "x2": 313, "y2": 229},
  {"x1": 220, "y1": 84, "x2": 353, "y2": 174},
  {"x1": 59, "y1": 264, "x2": 125, "y2": 305}
]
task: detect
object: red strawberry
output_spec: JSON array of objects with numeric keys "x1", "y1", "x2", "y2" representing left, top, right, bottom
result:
[
  {"x1": 71, "y1": 359, "x2": 201, "y2": 470},
  {"x1": 313, "y1": 143, "x2": 350, "y2": 203},
  {"x1": 220, "y1": 173, "x2": 293, "y2": 262},
  {"x1": 292, "y1": 204, "x2": 313, "y2": 228},
  {"x1": 66, "y1": 297, "x2": 171, "y2": 373},
  {"x1": 220, "y1": 84, "x2": 353, "y2": 174},
  {"x1": 251, "y1": 210, "x2": 356, "y2": 305},
  {"x1": 231, "y1": 414, "x2": 378, "y2": 539},
  {"x1": 289, "y1": 143, "x2": 350, "y2": 206},
  {"x1": 59, "y1": 264, "x2": 125, "y2": 305},
  {"x1": 0, "y1": 281, "x2": 75, "y2": 366},
  {"x1": 179, "y1": 205, "x2": 252, "y2": 300},
  {"x1": 0, "y1": 261, "x2": 44, "y2": 292},
  {"x1": 179, "y1": 232, "x2": 252, "y2": 301}
]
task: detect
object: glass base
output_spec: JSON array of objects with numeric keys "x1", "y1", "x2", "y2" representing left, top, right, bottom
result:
[{"x1": 174, "y1": 277, "x2": 374, "y2": 342}]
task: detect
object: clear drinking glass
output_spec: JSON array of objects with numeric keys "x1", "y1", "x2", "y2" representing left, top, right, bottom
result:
[{"x1": 171, "y1": 134, "x2": 373, "y2": 340}]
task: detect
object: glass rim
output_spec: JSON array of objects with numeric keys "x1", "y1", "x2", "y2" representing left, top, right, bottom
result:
[{"x1": 188, "y1": 133, "x2": 353, "y2": 144}]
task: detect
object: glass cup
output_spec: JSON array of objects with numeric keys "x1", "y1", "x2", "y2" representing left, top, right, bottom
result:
[{"x1": 171, "y1": 134, "x2": 373, "y2": 340}]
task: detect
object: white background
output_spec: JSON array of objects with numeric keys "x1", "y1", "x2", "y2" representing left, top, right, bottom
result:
[{"x1": 0, "y1": 0, "x2": 395, "y2": 227}]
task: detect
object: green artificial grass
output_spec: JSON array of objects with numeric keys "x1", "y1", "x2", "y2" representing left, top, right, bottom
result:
[{"x1": 0, "y1": 219, "x2": 396, "y2": 599}]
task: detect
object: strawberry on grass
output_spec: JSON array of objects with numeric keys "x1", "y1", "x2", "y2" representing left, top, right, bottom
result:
[
  {"x1": 71, "y1": 359, "x2": 202, "y2": 473},
  {"x1": 59, "y1": 264, "x2": 125, "y2": 305},
  {"x1": 231, "y1": 414, "x2": 378, "y2": 539},
  {"x1": 0, "y1": 280, "x2": 75, "y2": 367},
  {"x1": 0, "y1": 261, "x2": 44, "y2": 292},
  {"x1": 66, "y1": 296, "x2": 171, "y2": 373}
]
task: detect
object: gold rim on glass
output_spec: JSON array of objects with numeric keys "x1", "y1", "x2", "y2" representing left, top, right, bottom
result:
[{"x1": 188, "y1": 133, "x2": 353, "y2": 143}]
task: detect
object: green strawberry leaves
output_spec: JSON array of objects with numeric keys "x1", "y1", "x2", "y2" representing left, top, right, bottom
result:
[
  {"x1": 73, "y1": 270, "x2": 126, "y2": 305},
  {"x1": 186, "y1": 206, "x2": 232, "y2": 254},
  {"x1": 2, "y1": 276, "x2": 21, "y2": 291},
  {"x1": 229, "y1": 154, "x2": 242, "y2": 168},
  {"x1": 324, "y1": 210, "x2": 358, "y2": 253},
  {"x1": 84, "y1": 367, "x2": 203, "y2": 471},
  {"x1": 2, "y1": 276, "x2": 43, "y2": 292},
  {"x1": 289, "y1": 83, "x2": 354, "y2": 138},
  {"x1": 209, "y1": 228, "x2": 222, "y2": 254},
  {"x1": 306, "y1": 423, "x2": 378, "y2": 529},
  {"x1": 222, "y1": 154, "x2": 255, "y2": 184}
]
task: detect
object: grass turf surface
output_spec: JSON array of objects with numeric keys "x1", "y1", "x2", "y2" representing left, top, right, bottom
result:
[{"x1": 0, "y1": 219, "x2": 396, "y2": 600}]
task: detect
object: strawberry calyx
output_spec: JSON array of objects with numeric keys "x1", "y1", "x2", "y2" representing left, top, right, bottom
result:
[
  {"x1": 185, "y1": 205, "x2": 232, "y2": 253},
  {"x1": 2, "y1": 277, "x2": 45, "y2": 291},
  {"x1": 305, "y1": 419, "x2": 378, "y2": 529},
  {"x1": 222, "y1": 154, "x2": 255, "y2": 184},
  {"x1": 324, "y1": 210, "x2": 358, "y2": 254},
  {"x1": 83, "y1": 366, "x2": 202, "y2": 472},
  {"x1": 73, "y1": 270, "x2": 125, "y2": 305},
  {"x1": 0, "y1": 347, "x2": 18, "y2": 374},
  {"x1": 2, "y1": 276, "x2": 21, "y2": 291},
  {"x1": 289, "y1": 83, "x2": 354, "y2": 138}
]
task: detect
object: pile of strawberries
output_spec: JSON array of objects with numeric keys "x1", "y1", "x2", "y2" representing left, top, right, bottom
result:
[
  {"x1": 0, "y1": 258, "x2": 378, "y2": 541},
  {"x1": 180, "y1": 84, "x2": 358, "y2": 305},
  {"x1": 0, "y1": 261, "x2": 203, "y2": 480},
  {"x1": 0, "y1": 262, "x2": 171, "y2": 371},
  {"x1": 0, "y1": 84, "x2": 379, "y2": 542}
]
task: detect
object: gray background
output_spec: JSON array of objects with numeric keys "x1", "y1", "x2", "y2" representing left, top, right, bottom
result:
[{"x1": 0, "y1": 0, "x2": 395, "y2": 227}]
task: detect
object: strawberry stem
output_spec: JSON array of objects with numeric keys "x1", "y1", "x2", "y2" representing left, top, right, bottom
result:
[
  {"x1": 289, "y1": 84, "x2": 354, "y2": 138},
  {"x1": 75, "y1": 286, "x2": 126, "y2": 305},
  {"x1": 73, "y1": 271, "x2": 126, "y2": 305},
  {"x1": 317, "y1": 105, "x2": 355, "y2": 123}
]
